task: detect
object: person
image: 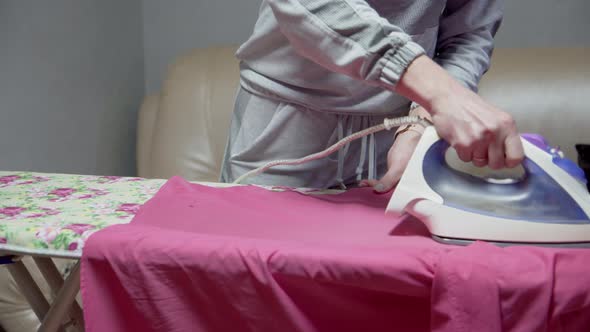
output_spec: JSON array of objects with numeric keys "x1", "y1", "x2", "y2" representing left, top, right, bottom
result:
[{"x1": 220, "y1": 0, "x2": 524, "y2": 192}]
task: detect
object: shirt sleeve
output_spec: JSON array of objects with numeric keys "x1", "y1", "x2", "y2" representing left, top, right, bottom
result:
[
  {"x1": 434, "y1": 0, "x2": 504, "y2": 92},
  {"x1": 267, "y1": 0, "x2": 426, "y2": 89}
]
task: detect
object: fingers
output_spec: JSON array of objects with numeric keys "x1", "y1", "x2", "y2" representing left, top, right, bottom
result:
[
  {"x1": 358, "y1": 160, "x2": 404, "y2": 193},
  {"x1": 359, "y1": 131, "x2": 421, "y2": 193},
  {"x1": 358, "y1": 179, "x2": 378, "y2": 188},
  {"x1": 504, "y1": 133, "x2": 525, "y2": 168},
  {"x1": 439, "y1": 107, "x2": 522, "y2": 169},
  {"x1": 490, "y1": 113, "x2": 523, "y2": 169},
  {"x1": 454, "y1": 144, "x2": 473, "y2": 163},
  {"x1": 471, "y1": 122, "x2": 493, "y2": 167},
  {"x1": 375, "y1": 165, "x2": 404, "y2": 193},
  {"x1": 452, "y1": 122, "x2": 489, "y2": 165},
  {"x1": 453, "y1": 131, "x2": 474, "y2": 163},
  {"x1": 429, "y1": 82, "x2": 524, "y2": 170},
  {"x1": 471, "y1": 142, "x2": 489, "y2": 168},
  {"x1": 487, "y1": 138, "x2": 505, "y2": 169},
  {"x1": 359, "y1": 167, "x2": 403, "y2": 193}
]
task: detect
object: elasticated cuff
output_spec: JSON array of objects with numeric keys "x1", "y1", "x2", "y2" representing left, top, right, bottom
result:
[{"x1": 378, "y1": 40, "x2": 425, "y2": 87}]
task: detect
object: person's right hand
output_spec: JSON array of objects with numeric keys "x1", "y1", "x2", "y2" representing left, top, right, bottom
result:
[
  {"x1": 428, "y1": 82, "x2": 524, "y2": 169},
  {"x1": 395, "y1": 55, "x2": 524, "y2": 169}
]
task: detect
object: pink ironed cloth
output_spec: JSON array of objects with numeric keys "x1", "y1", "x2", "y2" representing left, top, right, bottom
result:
[{"x1": 81, "y1": 176, "x2": 590, "y2": 332}]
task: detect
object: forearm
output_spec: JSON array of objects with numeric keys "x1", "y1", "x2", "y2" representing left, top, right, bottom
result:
[
  {"x1": 394, "y1": 55, "x2": 462, "y2": 115},
  {"x1": 267, "y1": 0, "x2": 425, "y2": 88}
]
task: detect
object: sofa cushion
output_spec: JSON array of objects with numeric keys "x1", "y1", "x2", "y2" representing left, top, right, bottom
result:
[{"x1": 148, "y1": 46, "x2": 240, "y2": 182}]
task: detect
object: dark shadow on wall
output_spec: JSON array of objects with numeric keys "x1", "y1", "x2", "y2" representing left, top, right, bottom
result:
[{"x1": 577, "y1": 144, "x2": 590, "y2": 193}]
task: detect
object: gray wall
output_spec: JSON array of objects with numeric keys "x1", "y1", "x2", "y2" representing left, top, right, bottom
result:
[
  {"x1": 142, "y1": 0, "x2": 261, "y2": 93},
  {"x1": 142, "y1": 0, "x2": 590, "y2": 94},
  {"x1": 0, "y1": 0, "x2": 144, "y2": 176},
  {"x1": 497, "y1": 0, "x2": 590, "y2": 48}
]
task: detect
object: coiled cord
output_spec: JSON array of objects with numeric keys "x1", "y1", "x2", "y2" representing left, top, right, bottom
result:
[{"x1": 232, "y1": 115, "x2": 431, "y2": 184}]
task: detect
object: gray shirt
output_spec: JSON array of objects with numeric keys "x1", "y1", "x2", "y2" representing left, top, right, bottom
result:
[{"x1": 236, "y1": 0, "x2": 503, "y2": 115}]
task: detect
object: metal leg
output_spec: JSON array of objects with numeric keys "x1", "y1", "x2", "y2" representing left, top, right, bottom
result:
[
  {"x1": 38, "y1": 262, "x2": 81, "y2": 332},
  {"x1": 6, "y1": 260, "x2": 51, "y2": 323},
  {"x1": 34, "y1": 258, "x2": 85, "y2": 332}
]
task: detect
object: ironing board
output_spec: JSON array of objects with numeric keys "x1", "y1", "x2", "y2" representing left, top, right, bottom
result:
[
  {"x1": 0, "y1": 171, "x2": 165, "y2": 331},
  {"x1": 0, "y1": 171, "x2": 338, "y2": 332},
  {"x1": 5, "y1": 171, "x2": 590, "y2": 331}
]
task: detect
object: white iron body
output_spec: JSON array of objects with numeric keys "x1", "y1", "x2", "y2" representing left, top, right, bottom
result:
[{"x1": 387, "y1": 126, "x2": 590, "y2": 247}]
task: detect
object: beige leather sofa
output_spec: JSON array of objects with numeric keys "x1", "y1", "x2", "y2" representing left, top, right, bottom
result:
[{"x1": 137, "y1": 46, "x2": 590, "y2": 182}]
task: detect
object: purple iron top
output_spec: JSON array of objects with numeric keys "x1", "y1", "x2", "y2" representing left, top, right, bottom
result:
[
  {"x1": 522, "y1": 133, "x2": 550, "y2": 151},
  {"x1": 521, "y1": 133, "x2": 587, "y2": 183}
]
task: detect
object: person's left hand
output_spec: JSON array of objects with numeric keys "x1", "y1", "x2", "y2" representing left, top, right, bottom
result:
[{"x1": 359, "y1": 127, "x2": 422, "y2": 193}]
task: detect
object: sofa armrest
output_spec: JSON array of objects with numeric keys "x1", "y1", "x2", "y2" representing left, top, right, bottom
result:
[
  {"x1": 136, "y1": 94, "x2": 161, "y2": 178},
  {"x1": 147, "y1": 46, "x2": 240, "y2": 182}
]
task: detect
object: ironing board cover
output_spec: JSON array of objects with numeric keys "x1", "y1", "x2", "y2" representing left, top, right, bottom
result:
[
  {"x1": 0, "y1": 171, "x2": 165, "y2": 257},
  {"x1": 0, "y1": 171, "x2": 336, "y2": 258}
]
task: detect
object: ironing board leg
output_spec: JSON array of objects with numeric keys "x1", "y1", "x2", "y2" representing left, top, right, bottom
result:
[
  {"x1": 38, "y1": 262, "x2": 81, "y2": 332},
  {"x1": 34, "y1": 258, "x2": 85, "y2": 332},
  {"x1": 6, "y1": 260, "x2": 51, "y2": 323}
]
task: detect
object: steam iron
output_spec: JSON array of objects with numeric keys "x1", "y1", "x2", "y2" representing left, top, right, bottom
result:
[{"x1": 387, "y1": 126, "x2": 590, "y2": 247}]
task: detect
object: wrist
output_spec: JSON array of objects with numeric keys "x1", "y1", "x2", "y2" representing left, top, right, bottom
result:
[
  {"x1": 394, "y1": 103, "x2": 434, "y2": 140},
  {"x1": 395, "y1": 55, "x2": 456, "y2": 114},
  {"x1": 394, "y1": 124, "x2": 424, "y2": 140},
  {"x1": 409, "y1": 104, "x2": 432, "y2": 121}
]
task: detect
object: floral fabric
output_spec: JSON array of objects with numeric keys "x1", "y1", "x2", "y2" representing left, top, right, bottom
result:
[{"x1": 0, "y1": 172, "x2": 165, "y2": 255}]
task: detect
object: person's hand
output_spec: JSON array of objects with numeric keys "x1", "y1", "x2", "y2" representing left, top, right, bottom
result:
[
  {"x1": 359, "y1": 127, "x2": 422, "y2": 193},
  {"x1": 428, "y1": 84, "x2": 524, "y2": 169},
  {"x1": 395, "y1": 55, "x2": 525, "y2": 169}
]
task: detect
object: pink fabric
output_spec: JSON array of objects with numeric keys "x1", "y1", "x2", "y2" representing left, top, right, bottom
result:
[{"x1": 81, "y1": 176, "x2": 590, "y2": 332}]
